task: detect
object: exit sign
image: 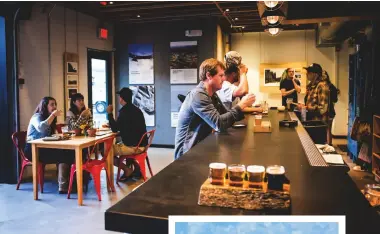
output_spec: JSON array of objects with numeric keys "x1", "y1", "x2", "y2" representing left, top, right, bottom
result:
[{"x1": 98, "y1": 27, "x2": 108, "y2": 40}]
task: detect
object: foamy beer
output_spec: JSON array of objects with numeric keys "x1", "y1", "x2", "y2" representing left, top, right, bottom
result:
[
  {"x1": 247, "y1": 165, "x2": 265, "y2": 189},
  {"x1": 209, "y1": 163, "x2": 227, "y2": 185},
  {"x1": 266, "y1": 165, "x2": 286, "y2": 191},
  {"x1": 228, "y1": 164, "x2": 246, "y2": 187}
]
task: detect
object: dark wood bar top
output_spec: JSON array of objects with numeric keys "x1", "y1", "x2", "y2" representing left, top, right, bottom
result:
[{"x1": 105, "y1": 110, "x2": 380, "y2": 234}]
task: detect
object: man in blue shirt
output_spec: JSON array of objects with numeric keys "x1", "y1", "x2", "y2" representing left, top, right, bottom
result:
[{"x1": 174, "y1": 58, "x2": 255, "y2": 159}]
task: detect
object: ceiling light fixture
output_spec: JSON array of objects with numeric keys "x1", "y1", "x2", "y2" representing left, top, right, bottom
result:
[
  {"x1": 267, "y1": 15, "x2": 279, "y2": 24},
  {"x1": 225, "y1": 8, "x2": 230, "y2": 12},
  {"x1": 261, "y1": 9, "x2": 285, "y2": 26},
  {"x1": 264, "y1": 1, "x2": 278, "y2": 8},
  {"x1": 264, "y1": 26, "x2": 283, "y2": 36},
  {"x1": 137, "y1": 15, "x2": 141, "y2": 18},
  {"x1": 259, "y1": 1, "x2": 284, "y2": 11},
  {"x1": 235, "y1": 17, "x2": 239, "y2": 20},
  {"x1": 109, "y1": 2, "x2": 113, "y2": 4}
]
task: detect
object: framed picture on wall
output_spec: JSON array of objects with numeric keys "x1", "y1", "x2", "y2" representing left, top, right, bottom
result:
[
  {"x1": 259, "y1": 62, "x2": 307, "y2": 94},
  {"x1": 130, "y1": 85, "x2": 155, "y2": 127},
  {"x1": 170, "y1": 85, "x2": 196, "y2": 127},
  {"x1": 170, "y1": 41, "x2": 198, "y2": 84},
  {"x1": 68, "y1": 88, "x2": 78, "y2": 99},
  {"x1": 67, "y1": 75, "x2": 78, "y2": 86},
  {"x1": 67, "y1": 62, "x2": 78, "y2": 74},
  {"x1": 128, "y1": 44, "x2": 154, "y2": 84}
]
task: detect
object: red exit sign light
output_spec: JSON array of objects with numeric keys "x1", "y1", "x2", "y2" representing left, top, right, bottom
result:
[{"x1": 98, "y1": 28, "x2": 108, "y2": 40}]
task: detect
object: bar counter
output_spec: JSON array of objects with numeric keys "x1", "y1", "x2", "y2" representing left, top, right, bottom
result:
[{"x1": 105, "y1": 110, "x2": 380, "y2": 234}]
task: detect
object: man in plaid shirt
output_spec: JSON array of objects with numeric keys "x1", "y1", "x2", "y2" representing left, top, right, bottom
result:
[{"x1": 299, "y1": 63, "x2": 329, "y2": 122}]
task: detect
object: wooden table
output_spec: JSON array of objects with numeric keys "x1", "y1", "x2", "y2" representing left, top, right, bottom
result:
[{"x1": 29, "y1": 132, "x2": 117, "y2": 206}]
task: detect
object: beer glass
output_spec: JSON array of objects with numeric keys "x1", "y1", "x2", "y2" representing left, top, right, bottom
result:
[
  {"x1": 209, "y1": 163, "x2": 227, "y2": 185},
  {"x1": 266, "y1": 165, "x2": 286, "y2": 191},
  {"x1": 286, "y1": 98, "x2": 293, "y2": 111},
  {"x1": 247, "y1": 165, "x2": 265, "y2": 189},
  {"x1": 254, "y1": 115, "x2": 262, "y2": 126},
  {"x1": 228, "y1": 164, "x2": 246, "y2": 187}
]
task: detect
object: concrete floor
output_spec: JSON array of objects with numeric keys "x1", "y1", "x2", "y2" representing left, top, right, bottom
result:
[
  {"x1": 0, "y1": 148, "x2": 174, "y2": 234},
  {"x1": 0, "y1": 140, "x2": 378, "y2": 234}
]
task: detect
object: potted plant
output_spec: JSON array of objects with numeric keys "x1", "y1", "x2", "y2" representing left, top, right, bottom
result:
[{"x1": 74, "y1": 128, "x2": 82, "y2": 136}]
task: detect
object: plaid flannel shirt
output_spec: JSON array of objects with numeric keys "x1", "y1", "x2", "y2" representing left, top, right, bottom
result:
[{"x1": 305, "y1": 80, "x2": 329, "y2": 122}]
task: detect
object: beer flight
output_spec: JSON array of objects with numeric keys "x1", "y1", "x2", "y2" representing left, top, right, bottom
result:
[{"x1": 209, "y1": 163, "x2": 286, "y2": 191}]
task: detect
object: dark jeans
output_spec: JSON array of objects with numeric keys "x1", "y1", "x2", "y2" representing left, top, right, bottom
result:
[{"x1": 24, "y1": 143, "x2": 75, "y2": 164}]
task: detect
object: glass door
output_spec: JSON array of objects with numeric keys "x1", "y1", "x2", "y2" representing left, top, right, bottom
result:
[{"x1": 87, "y1": 49, "x2": 112, "y2": 127}]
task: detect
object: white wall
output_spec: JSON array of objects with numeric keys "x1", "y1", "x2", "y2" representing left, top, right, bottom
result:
[
  {"x1": 18, "y1": 3, "x2": 113, "y2": 130},
  {"x1": 334, "y1": 39, "x2": 354, "y2": 135},
  {"x1": 231, "y1": 30, "x2": 351, "y2": 136}
]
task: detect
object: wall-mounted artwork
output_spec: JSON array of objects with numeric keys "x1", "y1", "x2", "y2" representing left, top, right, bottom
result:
[
  {"x1": 67, "y1": 75, "x2": 78, "y2": 86},
  {"x1": 68, "y1": 88, "x2": 78, "y2": 99},
  {"x1": 170, "y1": 41, "x2": 198, "y2": 84},
  {"x1": 263, "y1": 68, "x2": 284, "y2": 87},
  {"x1": 170, "y1": 85, "x2": 196, "y2": 127},
  {"x1": 259, "y1": 62, "x2": 307, "y2": 94},
  {"x1": 130, "y1": 85, "x2": 155, "y2": 127},
  {"x1": 129, "y1": 44, "x2": 154, "y2": 84},
  {"x1": 67, "y1": 62, "x2": 78, "y2": 74}
]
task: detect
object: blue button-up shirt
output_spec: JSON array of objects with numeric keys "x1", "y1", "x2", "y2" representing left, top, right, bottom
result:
[{"x1": 174, "y1": 81, "x2": 244, "y2": 159}]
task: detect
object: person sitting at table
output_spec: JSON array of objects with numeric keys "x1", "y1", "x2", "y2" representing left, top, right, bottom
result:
[
  {"x1": 279, "y1": 68, "x2": 301, "y2": 109},
  {"x1": 174, "y1": 58, "x2": 256, "y2": 159},
  {"x1": 216, "y1": 51, "x2": 262, "y2": 113},
  {"x1": 24, "y1": 97, "x2": 74, "y2": 194},
  {"x1": 107, "y1": 87, "x2": 147, "y2": 181},
  {"x1": 65, "y1": 93, "x2": 93, "y2": 131}
]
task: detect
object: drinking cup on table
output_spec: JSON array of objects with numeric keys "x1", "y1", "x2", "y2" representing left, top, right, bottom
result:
[
  {"x1": 228, "y1": 164, "x2": 246, "y2": 187},
  {"x1": 247, "y1": 165, "x2": 265, "y2": 189},
  {"x1": 255, "y1": 115, "x2": 262, "y2": 126},
  {"x1": 209, "y1": 163, "x2": 227, "y2": 186},
  {"x1": 266, "y1": 165, "x2": 286, "y2": 191}
]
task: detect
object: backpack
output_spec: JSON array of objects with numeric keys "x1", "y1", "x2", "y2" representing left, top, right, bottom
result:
[
  {"x1": 329, "y1": 83, "x2": 338, "y2": 103},
  {"x1": 329, "y1": 83, "x2": 338, "y2": 118}
]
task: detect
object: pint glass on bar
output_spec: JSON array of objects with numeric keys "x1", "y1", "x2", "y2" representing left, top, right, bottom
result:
[
  {"x1": 228, "y1": 164, "x2": 246, "y2": 187},
  {"x1": 266, "y1": 165, "x2": 286, "y2": 191},
  {"x1": 209, "y1": 163, "x2": 227, "y2": 185},
  {"x1": 247, "y1": 165, "x2": 265, "y2": 189}
]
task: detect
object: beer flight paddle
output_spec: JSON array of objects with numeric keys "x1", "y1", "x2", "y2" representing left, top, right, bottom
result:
[{"x1": 198, "y1": 163, "x2": 291, "y2": 211}]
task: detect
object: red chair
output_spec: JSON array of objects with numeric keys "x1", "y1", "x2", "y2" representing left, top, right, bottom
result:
[
  {"x1": 56, "y1": 124, "x2": 66, "y2": 134},
  {"x1": 67, "y1": 136, "x2": 115, "y2": 201},
  {"x1": 116, "y1": 129, "x2": 155, "y2": 182},
  {"x1": 11, "y1": 131, "x2": 46, "y2": 192}
]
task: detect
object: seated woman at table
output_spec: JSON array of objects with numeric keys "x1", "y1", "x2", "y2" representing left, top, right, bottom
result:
[
  {"x1": 24, "y1": 97, "x2": 74, "y2": 194},
  {"x1": 65, "y1": 93, "x2": 93, "y2": 131}
]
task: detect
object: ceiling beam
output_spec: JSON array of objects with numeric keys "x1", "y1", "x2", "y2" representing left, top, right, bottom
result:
[
  {"x1": 283, "y1": 16, "x2": 379, "y2": 25},
  {"x1": 100, "y1": 1, "x2": 154, "y2": 8},
  {"x1": 122, "y1": 16, "x2": 217, "y2": 25},
  {"x1": 121, "y1": 13, "x2": 221, "y2": 22},
  {"x1": 101, "y1": 2, "x2": 217, "y2": 13},
  {"x1": 109, "y1": 7, "x2": 221, "y2": 19}
]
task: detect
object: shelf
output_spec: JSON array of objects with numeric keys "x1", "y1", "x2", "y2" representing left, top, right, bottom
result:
[
  {"x1": 373, "y1": 169, "x2": 380, "y2": 182},
  {"x1": 374, "y1": 153, "x2": 380, "y2": 160}
]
